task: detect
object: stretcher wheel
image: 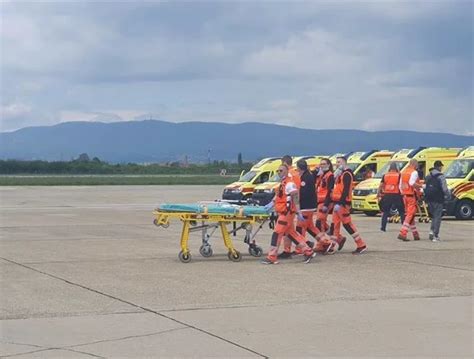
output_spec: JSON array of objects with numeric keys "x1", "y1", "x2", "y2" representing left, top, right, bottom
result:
[
  {"x1": 418, "y1": 217, "x2": 423, "y2": 223},
  {"x1": 199, "y1": 245, "x2": 213, "y2": 257},
  {"x1": 388, "y1": 218, "x2": 393, "y2": 223},
  {"x1": 227, "y1": 251, "x2": 242, "y2": 262},
  {"x1": 248, "y1": 245, "x2": 263, "y2": 257},
  {"x1": 394, "y1": 218, "x2": 400, "y2": 223},
  {"x1": 153, "y1": 219, "x2": 160, "y2": 227},
  {"x1": 178, "y1": 251, "x2": 192, "y2": 263},
  {"x1": 190, "y1": 221, "x2": 197, "y2": 227},
  {"x1": 161, "y1": 222, "x2": 170, "y2": 228}
]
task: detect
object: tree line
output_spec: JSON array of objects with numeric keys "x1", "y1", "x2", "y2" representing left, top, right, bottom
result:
[{"x1": 0, "y1": 157, "x2": 253, "y2": 175}]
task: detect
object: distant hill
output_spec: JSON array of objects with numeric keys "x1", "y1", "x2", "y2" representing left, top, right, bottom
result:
[{"x1": 0, "y1": 120, "x2": 472, "y2": 162}]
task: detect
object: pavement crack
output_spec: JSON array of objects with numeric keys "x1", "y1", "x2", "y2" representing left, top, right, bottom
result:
[
  {"x1": 66, "y1": 327, "x2": 187, "y2": 349},
  {"x1": 62, "y1": 348, "x2": 105, "y2": 358},
  {"x1": 1, "y1": 348, "x2": 51, "y2": 358},
  {"x1": 0, "y1": 256, "x2": 268, "y2": 358},
  {"x1": 375, "y1": 255, "x2": 473, "y2": 272}
]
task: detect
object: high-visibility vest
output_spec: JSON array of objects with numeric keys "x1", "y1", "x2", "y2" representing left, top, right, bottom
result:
[
  {"x1": 382, "y1": 171, "x2": 401, "y2": 194},
  {"x1": 400, "y1": 167, "x2": 419, "y2": 195},
  {"x1": 275, "y1": 176, "x2": 296, "y2": 214},
  {"x1": 332, "y1": 169, "x2": 353, "y2": 202},
  {"x1": 317, "y1": 171, "x2": 333, "y2": 203},
  {"x1": 289, "y1": 167, "x2": 301, "y2": 188}
]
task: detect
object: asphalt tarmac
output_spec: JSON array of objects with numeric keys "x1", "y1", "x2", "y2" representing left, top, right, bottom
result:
[{"x1": 0, "y1": 186, "x2": 472, "y2": 358}]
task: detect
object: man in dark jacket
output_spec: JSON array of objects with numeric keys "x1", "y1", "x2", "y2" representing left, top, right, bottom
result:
[{"x1": 424, "y1": 160, "x2": 450, "y2": 242}]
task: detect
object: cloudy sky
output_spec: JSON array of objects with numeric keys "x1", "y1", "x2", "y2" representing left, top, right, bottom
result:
[{"x1": 1, "y1": 1, "x2": 472, "y2": 134}]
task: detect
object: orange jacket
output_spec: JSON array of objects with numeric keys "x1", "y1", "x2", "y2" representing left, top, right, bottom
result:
[
  {"x1": 275, "y1": 176, "x2": 297, "y2": 214},
  {"x1": 317, "y1": 171, "x2": 334, "y2": 204},
  {"x1": 289, "y1": 167, "x2": 301, "y2": 188},
  {"x1": 400, "y1": 167, "x2": 419, "y2": 196},
  {"x1": 382, "y1": 170, "x2": 401, "y2": 194},
  {"x1": 332, "y1": 169, "x2": 353, "y2": 204}
]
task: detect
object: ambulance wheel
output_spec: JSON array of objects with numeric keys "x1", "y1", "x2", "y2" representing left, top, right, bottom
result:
[
  {"x1": 248, "y1": 245, "x2": 263, "y2": 257},
  {"x1": 228, "y1": 250, "x2": 242, "y2": 262},
  {"x1": 455, "y1": 199, "x2": 473, "y2": 220},
  {"x1": 199, "y1": 245, "x2": 213, "y2": 258},
  {"x1": 178, "y1": 251, "x2": 192, "y2": 263}
]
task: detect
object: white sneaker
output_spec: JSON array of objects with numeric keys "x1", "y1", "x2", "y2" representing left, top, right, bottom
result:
[
  {"x1": 429, "y1": 232, "x2": 434, "y2": 240},
  {"x1": 432, "y1": 237, "x2": 441, "y2": 242}
]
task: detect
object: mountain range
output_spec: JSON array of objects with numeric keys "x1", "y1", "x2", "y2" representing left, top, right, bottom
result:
[{"x1": 1, "y1": 120, "x2": 472, "y2": 162}]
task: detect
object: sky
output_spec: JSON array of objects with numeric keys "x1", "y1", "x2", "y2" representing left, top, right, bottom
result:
[{"x1": 1, "y1": 0, "x2": 473, "y2": 134}]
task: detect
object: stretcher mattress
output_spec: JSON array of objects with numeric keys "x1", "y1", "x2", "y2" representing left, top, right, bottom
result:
[{"x1": 157, "y1": 203, "x2": 269, "y2": 216}]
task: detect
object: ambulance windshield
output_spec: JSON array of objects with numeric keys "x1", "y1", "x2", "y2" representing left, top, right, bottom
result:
[
  {"x1": 445, "y1": 159, "x2": 473, "y2": 179},
  {"x1": 240, "y1": 170, "x2": 257, "y2": 182},
  {"x1": 374, "y1": 161, "x2": 407, "y2": 178}
]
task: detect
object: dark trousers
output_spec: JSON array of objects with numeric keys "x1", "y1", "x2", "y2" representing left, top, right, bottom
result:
[
  {"x1": 380, "y1": 194, "x2": 405, "y2": 231},
  {"x1": 428, "y1": 201, "x2": 444, "y2": 237}
]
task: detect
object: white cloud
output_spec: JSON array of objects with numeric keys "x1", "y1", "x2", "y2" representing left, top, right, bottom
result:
[{"x1": 242, "y1": 30, "x2": 369, "y2": 79}]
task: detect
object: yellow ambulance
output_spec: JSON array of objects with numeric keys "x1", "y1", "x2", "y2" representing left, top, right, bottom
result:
[
  {"x1": 251, "y1": 155, "x2": 327, "y2": 205},
  {"x1": 345, "y1": 150, "x2": 394, "y2": 185},
  {"x1": 352, "y1": 147, "x2": 460, "y2": 216},
  {"x1": 444, "y1": 146, "x2": 474, "y2": 219},
  {"x1": 222, "y1": 157, "x2": 281, "y2": 202}
]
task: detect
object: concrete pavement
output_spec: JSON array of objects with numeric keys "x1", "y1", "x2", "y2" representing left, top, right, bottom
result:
[{"x1": 0, "y1": 186, "x2": 472, "y2": 357}]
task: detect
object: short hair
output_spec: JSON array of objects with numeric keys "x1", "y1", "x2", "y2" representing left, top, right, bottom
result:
[
  {"x1": 336, "y1": 156, "x2": 348, "y2": 163},
  {"x1": 389, "y1": 162, "x2": 399, "y2": 172},
  {"x1": 296, "y1": 159, "x2": 308, "y2": 171},
  {"x1": 281, "y1": 155, "x2": 292, "y2": 166}
]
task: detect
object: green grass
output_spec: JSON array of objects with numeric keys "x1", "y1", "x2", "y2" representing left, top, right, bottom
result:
[{"x1": 0, "y1": 175, "x2": 240, "y2": 186}]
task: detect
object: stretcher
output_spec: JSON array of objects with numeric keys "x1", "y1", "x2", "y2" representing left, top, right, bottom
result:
[
  {"x1": 153, "y1": 202, "x2": 271, "y2": 263},
  {"x1": 387, "y1": 199, "x2": 431, "y2": 223},
  {"x1": 417, "y1": 199, "x2": 431, "y2": 223}
]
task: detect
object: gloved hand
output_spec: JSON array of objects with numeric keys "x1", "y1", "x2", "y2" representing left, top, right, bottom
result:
[
  {"x1": 321, "y1": 206, "x2": 328, "y2": 213},
  {"x1": 334, "y1": 204, "x2": 341, "y2": 213},
  {"x1": 296, "y1": 211, "x2": 305, "y2": 222},
  {"x1": 263, "y1": 201, "x2": 274, "y2": 212}
]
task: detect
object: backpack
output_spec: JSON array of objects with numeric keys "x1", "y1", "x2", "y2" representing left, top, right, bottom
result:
[{"x1": 424, "y1": 173, "x2": 444, "y2": 202}]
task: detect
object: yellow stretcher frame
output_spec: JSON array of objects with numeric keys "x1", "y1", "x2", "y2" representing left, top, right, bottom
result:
[
  {"x1": 152, "y1": 209, "x2": 270, "y2": 263},
  {"x1": 388, "y1": 199, "x2": 431, "y2": 223}
]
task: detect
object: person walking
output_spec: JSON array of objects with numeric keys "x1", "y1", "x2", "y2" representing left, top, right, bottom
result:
[
  {"x1": 262, "y1": 164, "x2": 316, "y2": 264},
  {"x1": 331, "y1": 156, "x2": 367, "y2": 254},
  {"x1": 315, "y1": 158, "x2": 335, "y2": 233},
  {"x1": 377, "y1": 162, "x2": 405, "y2": 232},
  {"x1": 424, "y1": 160, "x2": 450, "y2": 242},
  {"x1": 397, "y1": 159, "x2": 422, "y2": 241},
  {"x1": 293, "y1": 159, "x2": 337, "y2": 255}
]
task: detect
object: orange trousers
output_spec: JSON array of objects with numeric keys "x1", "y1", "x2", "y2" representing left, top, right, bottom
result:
[
  {"x1": 267, "y1": 212, "x2": 313, "y2": 261},
  {"x1": 295, "y1": 210, "x2": 334, "y2": 253},
  {"x1": 332, "y1": 204, "x2": 366, "y2": 249},
  {"x1": 399, "y1": 195, "x2": 419, "y2": 238},
  {"x1": 315, "y1": 203, "x2": 332, "y2": 233}
]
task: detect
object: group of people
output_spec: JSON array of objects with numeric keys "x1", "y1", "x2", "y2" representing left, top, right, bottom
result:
[
  {"x1": 378, "y1": 158, "x2": 450, "y2": 242},
  {"x1": 262, "y1": 155, "x2": 367, "y2": 264},
  {"x1": 261, "y1": 156, "x2": 450, "y2": 265}
]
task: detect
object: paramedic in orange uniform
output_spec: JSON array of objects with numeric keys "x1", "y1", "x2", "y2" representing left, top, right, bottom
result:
[
  {"x1": 315, "y1": 158, "x2": 335, "y2": 233},
  {"x1": 331, "y1": 156, "x2": 367, "y2": 254},
  {"x1": 377, "y1": 162, "x2": 405, "y2": 231},
  {"x1": 262, "y1": 164, "x2": 316, "y2": 264},
  {"x1": 397, "y1": 159, "x2": 422, "y2": 241}
]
